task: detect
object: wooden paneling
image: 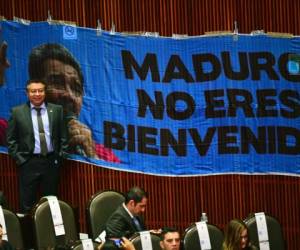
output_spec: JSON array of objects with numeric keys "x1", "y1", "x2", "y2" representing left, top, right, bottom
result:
[
  {"x1": 1, "y1": 0, "x2": 300, "y2": 35},
  {"x1": 1, "y1": 154, "x2": 299, "y2": 248},
  {"x1": 1, "y1": 0, "x2": 300, "y2": 248}
]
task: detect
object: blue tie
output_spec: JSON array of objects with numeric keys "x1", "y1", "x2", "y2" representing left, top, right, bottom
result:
[{"x1": 133, "y1": 217, "x2": 142, "y2": 231}]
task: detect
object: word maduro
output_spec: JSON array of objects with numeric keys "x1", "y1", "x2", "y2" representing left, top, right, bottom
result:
[{"x1": 121, "y1": 50, "x2": 300, "y2": 82}]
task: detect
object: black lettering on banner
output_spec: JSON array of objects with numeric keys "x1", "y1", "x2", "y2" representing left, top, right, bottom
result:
[
  {"x1": 218, "y1": 126, "x2": 239, "y2": 154},
  {"x1": 138, "y1": 126, "x2": 159, "y2": 155},
  {"x1": 122, "y1": 50, "x2": 300, "y2": 83},
  {"x1": 277, "y1": 126, "x2": 300, "y2": 155},
  {"x1": 116, "y1": 49, "x2": 300, "y2": 159},
  {"x1": 221, "y1": 52, "x2": 249, "y2": 80},
  {"x1": 127, "y1": 125, "x2": 136, "y2": 152},
  {"x1": 103, "y1": 122, "x2": 300, "y2": 156},
  {"x1": 160, "y1": 129, "x2": 187, "y2": 156},
  {"x1": 137, "y1": 89, "x2": 195, "y2": 120},
  {"x1": 256, "y1": 89, "x2": 278, "y2": 117},
  {"x1": 189, "y1": 127, "x2": 216, "y2": 156},
  {"x1": 205, "y1": 88, "x2": 300, "y2": 118},
  {"x1": 280, "y1": 90, "x2": 300, "y2": 118},
  {"x1": 104, "y1": 121, "x2": 125, "y2": 149},
  {"x1": 267, "y1": 126, "x2": 276, "y2": 154},
  {"x1": 241, "y1": 126, "x2": 266, "y2": 153},
  {"x1": 227, "y1": 89, "x2": 255, "y2": 117},
  {"x1": 166, "y1": 92, "x2": 195, "y2": 120},
  {"x1": 121, "y1": 50, "x2": 160, "y2": 82},
  {"x1": 137, "y1": 89, "x2": 165, "y2": 119},
  {"x1": 205, "y1": 89, "x2": 226, "y2": 118},
  {"x1": 162, "y1": 55, "x2": 194, "y2": 82},
  {"x1": 249, "y1": 52, "x2": 279, "y2": 80},
  {"x1": 192, "y1": 53, "x2": 221, "y2": 82}
]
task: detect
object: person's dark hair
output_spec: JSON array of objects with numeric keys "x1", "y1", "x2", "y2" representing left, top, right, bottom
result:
[
  {"x1": 28, "y1": 43, "x2": 84, "y2": 86},
  {"x1": 26, "y1": 79, "x2": 46, "y2": 88},
  {"x1": 125, "y1": 186, "x2": 147, "y2": 204},
  {"x1": 160, "y1": 227, "x2": 180, "y2": 241}
]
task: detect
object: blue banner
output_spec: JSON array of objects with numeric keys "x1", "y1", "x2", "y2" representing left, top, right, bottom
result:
[{"x1": 1, "y1": 21, "x2": 300, "y2": 176}]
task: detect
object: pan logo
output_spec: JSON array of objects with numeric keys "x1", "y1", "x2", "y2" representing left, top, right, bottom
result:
[{"x1": 63, "y1": 25, "x2": 77, "y2": 40}]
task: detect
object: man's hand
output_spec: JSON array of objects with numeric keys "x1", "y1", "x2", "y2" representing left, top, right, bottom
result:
[
  {"x1": 0, "y1": 41, "x2": 10, "y2": 85},
  {"x1": 149, "y1": 228, "x2": 162, "y2": 234},
  {"x1": 67, "y1": 118, "x2": 98, "y2": 158},
  {"x1": 121, "y1": 237, "x2": 136, "y2": 250}
]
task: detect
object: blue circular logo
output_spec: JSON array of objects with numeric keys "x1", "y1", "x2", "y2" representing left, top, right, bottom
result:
[{"x1": 64, "y1": 26, "x2": 75, "y2": 36}]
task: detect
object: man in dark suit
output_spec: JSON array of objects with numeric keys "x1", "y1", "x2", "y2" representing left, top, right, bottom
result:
[
  {"x1": 105, "y1": 186, "x2": 148, "y2": 239},
  {"x1": 7, "y1": 79, "x2": 68, "y2": 213}
]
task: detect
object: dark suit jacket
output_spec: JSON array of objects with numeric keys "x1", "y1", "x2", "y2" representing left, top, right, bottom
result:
[
  {"x1": 6, "y1": 102, "x2": 68, "y2": 166},
  {"x1": 105, "y1": 204, "x2": 146, "y2": 238}
]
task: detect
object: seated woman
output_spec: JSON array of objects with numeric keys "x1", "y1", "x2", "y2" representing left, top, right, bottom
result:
[{"x1": 222, "y1": 219, "x2": 257, "y2": 250}]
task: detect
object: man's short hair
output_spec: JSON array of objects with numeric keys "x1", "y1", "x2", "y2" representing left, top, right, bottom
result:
[
  {"x1": 160, "y1": 227, "x2": 180, "y2": 241},
  {"x1": 26, "y1": 79, "x2": 46, "y2": 88},
  {"x1": 28, "y1": 43, "x2": 84, "y2": 86},
  {"x1": 125, "y1": 186, "x2": 148, "y2": 204}
]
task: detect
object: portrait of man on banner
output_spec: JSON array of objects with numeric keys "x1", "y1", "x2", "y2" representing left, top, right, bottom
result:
[
  {"x1": 28, "y1": 43, "x2": 120, "y2": 163},
  {"x1": 0, "y1": 38, "x2": 119, "y2": 163}
]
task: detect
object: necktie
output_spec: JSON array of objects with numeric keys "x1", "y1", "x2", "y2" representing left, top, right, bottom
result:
[
  {"x1": 132, "y1": 216, "x2": 142, "y2": 231},
  {"x1": 34, "y1": 107, "x2": 48, "y2": 156}
]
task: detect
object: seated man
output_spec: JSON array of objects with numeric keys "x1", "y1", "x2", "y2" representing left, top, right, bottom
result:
[
  {"x1": 105, "y1": 186, "x2": 147, "y2": 239},
  {"x1": 160, "y1": 227, "x2": 181, "y2": 250}
]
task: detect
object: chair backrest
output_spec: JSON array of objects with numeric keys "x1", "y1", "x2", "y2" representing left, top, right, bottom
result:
[
  {"x1": 130, "y1": 232, "x2": 161, "y2": 250},
  {"x1": 32, "y1": 197, "x2": 78, "y2": 250},
  {"x1": 244, "y1": 213, "x2": 285, "y2": 250},
  {"x1": 2, "y1": 208, "x2": 24, "y2": 249},
  {"x1": 70, "y1": 240, "x2": 99, "y2": 250},
  {"x1": 183, "y1": 223, "x2": 223, "y2": 250},
  {"x1": 86, "y1": 190, "x2": 125, "y2": 240}
]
